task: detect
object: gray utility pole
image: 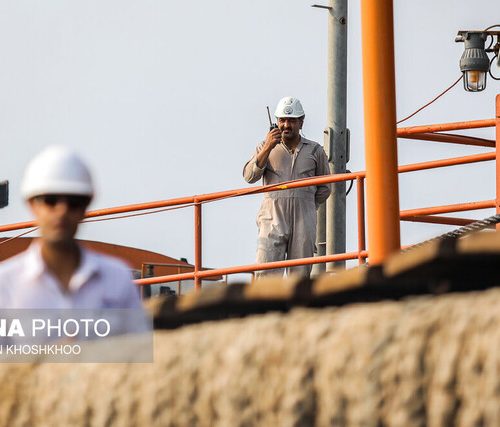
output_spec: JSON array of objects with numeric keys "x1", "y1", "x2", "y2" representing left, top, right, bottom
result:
[{"x1": 313, "y1": 0, "x2": 349, "y2": 272}]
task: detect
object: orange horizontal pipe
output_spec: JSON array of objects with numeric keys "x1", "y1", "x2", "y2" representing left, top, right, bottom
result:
[
  {"x1": 134, "y1": 250, "x2": 369, "y2": 286},
  {"x1": 0, "y1": 220, "x2": 37, "y2": 233},
  {"x1": 397, "y1": 118, "x2": 495, "y2": 136},
  {"x1": 401, "y1": 200, "x2": 495, "y2": 218},
  {"x1": 88, "y1": 195, "x2": 195, "y2": 218},
  {"x1": 401, "y1": 215, "x2": 477, "y2": 226},
  {"x1": 136, "y1": 271, "x2": 194, "y2": 285},
  {"x1": 1, "y1": 152, "x2": 496, "y2": 234},
  {"x1": 400, "y1": 132, "x2": 495, "y2": 148},
  {"x1": 398, "y1": 152, "x2": 495, "y2": 174}
]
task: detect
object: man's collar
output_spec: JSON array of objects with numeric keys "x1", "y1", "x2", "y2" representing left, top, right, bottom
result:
[
  {"x1": 68, "y1": 248, "x2": 100, "y2": 292},
  {"x1": 283, "y1": 136, "x2": 305, "y2": 153},
  {"x1": 300, "y1": 136, "x2": 310, "y2": 143},
  {"x1": 23, "y1": 240, "x2": 101, "y2": 292},
  {"x1": 23, "y1": 240, "x2": 46, "y2": 281}
]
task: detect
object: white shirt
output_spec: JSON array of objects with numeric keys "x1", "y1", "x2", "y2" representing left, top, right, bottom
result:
[{"x1": 0, "y1": 242, "x2": 143, "y2": 309}]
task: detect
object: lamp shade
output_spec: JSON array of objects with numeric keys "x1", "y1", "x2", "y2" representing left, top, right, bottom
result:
[{"x1": 459, "y1": 32, "x2": 489, "y2": 92}]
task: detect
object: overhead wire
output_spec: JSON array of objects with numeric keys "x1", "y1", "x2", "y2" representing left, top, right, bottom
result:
[
  {"x1": 488, "y1": 54, "x2": 500, "y2": 80},
  {"x1": 0, "y1": 227, "x2": 39, "y2": 246},
  {"x1": 485, "y1": 34, "x2": 495, "y2": 51},
  {"x1": 396, "y1": 75, "x2": 463, "y2": 125},
  {"x1": 483, "y1": 24, "x2": 500, "y2": 32},
  {"x1": 82, "y1": 203, "x2": 197, "y2": 224}
]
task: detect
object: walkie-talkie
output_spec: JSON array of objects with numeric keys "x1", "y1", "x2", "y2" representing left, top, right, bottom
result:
[{"x1": 266, "y1": 106, "x2": 278, "y2": 131}]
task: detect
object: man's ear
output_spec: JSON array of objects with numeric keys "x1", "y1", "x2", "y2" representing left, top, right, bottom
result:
[
  {"x1": 27, "y1": 198, "x2": 41, "y2": 223},
  {"x1": 27, "y1": 198, "x2": 36, "y2": 212},
  {"x1": 299, "y1": 116, "x2": 305, "y2": 129}
]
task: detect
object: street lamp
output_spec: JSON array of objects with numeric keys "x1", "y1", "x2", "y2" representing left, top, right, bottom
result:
[{"x1": 455, "y1": 27, "x2": 500, "y2": 92}]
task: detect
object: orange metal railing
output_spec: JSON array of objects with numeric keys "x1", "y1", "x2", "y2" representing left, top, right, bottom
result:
[{"x1": 0, "y1": 97, "x2": 498, "y2": 288}]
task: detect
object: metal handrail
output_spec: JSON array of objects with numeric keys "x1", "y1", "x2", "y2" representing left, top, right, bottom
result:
[
  {"x1": 0, "y1": 114, "x2": 497, "y2": 289},
  {"x1": 0, "y1": 152, "x2": 494, "y2": 234}
]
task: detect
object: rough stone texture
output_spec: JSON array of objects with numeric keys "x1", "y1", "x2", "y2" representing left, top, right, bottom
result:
[{"x1": 2, "y1": 288, "x2": 500, "y2": 426}]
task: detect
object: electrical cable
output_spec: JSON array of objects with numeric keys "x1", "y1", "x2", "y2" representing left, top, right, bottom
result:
[
  {"x1": 82, "y1": 203, "x2": 197, "y2": 224},
  {"x1": 396, "y1": 75, "x2": 463, "y2": 125},
  {"x1": 485, "y1": 33, "x2": 496, "y2": 51},
  {"x1": 0, "y1": 227, "x2": 39, "y2": 246},
  {"x1": 345, "y1": 170, "x2": 354, "y2": 196},
  {"x1": 488, "y1": 54, "x2": 500, "y2": 80},
  {"x1": 483, "y1": 24, "x2": 500, "y2": 32}
]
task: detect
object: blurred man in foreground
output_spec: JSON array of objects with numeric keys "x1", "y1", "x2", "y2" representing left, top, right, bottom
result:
[{"x1": 0, "y1": 146, "x2": 144, "y2": 310}]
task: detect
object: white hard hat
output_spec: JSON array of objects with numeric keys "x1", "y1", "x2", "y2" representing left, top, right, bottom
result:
[
  {"x1": 21, "y1": 145, "x2": 94, "y2": 200},
  {"x1": 274, "y1": 96, "x2": 305, "y2": 118}
]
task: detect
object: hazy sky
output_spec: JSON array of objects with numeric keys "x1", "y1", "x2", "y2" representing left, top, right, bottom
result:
[{"x1": 0, "y1": 0, "x2": 498, "y2": 274}]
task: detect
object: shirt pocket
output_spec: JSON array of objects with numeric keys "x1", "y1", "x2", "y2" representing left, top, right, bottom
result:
[
  {"x1": 265, "y1": 163, "x2": 281, "y2": 178},
  {"x1": 297, "y1": 155, "x2": 317, "y2": 178}
]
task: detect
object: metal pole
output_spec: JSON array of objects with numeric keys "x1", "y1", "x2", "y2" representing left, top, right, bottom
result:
[
  {"x1": 325, "y1": 0, "x2": 348, "y2": 271},
  {"x1": 360, "y1": 0, "x2": 401, "y2": 264},
  {"x1": 312, "y1": 0, "x2": 348, "y2": 273}
]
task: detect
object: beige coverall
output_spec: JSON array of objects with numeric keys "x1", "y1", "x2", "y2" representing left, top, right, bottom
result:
[{"x1": 243, "y1": 137, "x2": 331, "y2": 277}]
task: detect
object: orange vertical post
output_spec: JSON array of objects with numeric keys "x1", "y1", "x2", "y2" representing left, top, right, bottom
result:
[
  {"x1": 360, "y1": 0, "x2": 401, "y2": 264},
  {"x1": 496, "y1": 95, "x2": 500, "y2": 231},
  {"x1": 356, "y1": 177, "x2": 366, "y2": 264},
  {"x1": 194, "y1": 201, "x2": 202, "y2": 290}
]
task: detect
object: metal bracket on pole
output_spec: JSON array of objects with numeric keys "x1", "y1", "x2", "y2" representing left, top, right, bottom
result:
[
  {"x1": 324, "y1": 127, "x2": 350, "y2": 165},
  {"x1": 311, "y1": 4, "x2": 346, "y2": 24},
  {"x1": 325, "y1": 125, "x2": 349, "y2": 271},
  {"x1": 311, "y1": 4, "x2": 332, "y2": 10},
  {"x1": 324, "y1": 127, "x2": 334, "y2": 161}
]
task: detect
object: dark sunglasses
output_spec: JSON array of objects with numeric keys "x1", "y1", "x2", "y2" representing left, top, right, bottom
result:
[{"x1": 34, "y1": 195, "x2": 90, "y2": 210}]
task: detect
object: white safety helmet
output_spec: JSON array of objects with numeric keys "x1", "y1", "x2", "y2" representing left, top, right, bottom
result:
[
  {"x1": 21, "y1": 145, "x2": 94, "y2": 200},
  {"x1": 274, "y1": 96, "x2": 305, "y2": 118}
]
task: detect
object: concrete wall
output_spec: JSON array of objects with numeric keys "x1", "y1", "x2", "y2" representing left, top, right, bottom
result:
[{"x1": 1, "y1": 287, "x2": 500, "y2": 426}]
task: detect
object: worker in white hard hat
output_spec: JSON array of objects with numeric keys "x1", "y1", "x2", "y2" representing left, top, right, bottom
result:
[
  {"x1": 243, "y1": 97, "x2": 331, "y2": 277},
  {"x1": 0, "y1": 146, "x2": 145, "y2": 310}
]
